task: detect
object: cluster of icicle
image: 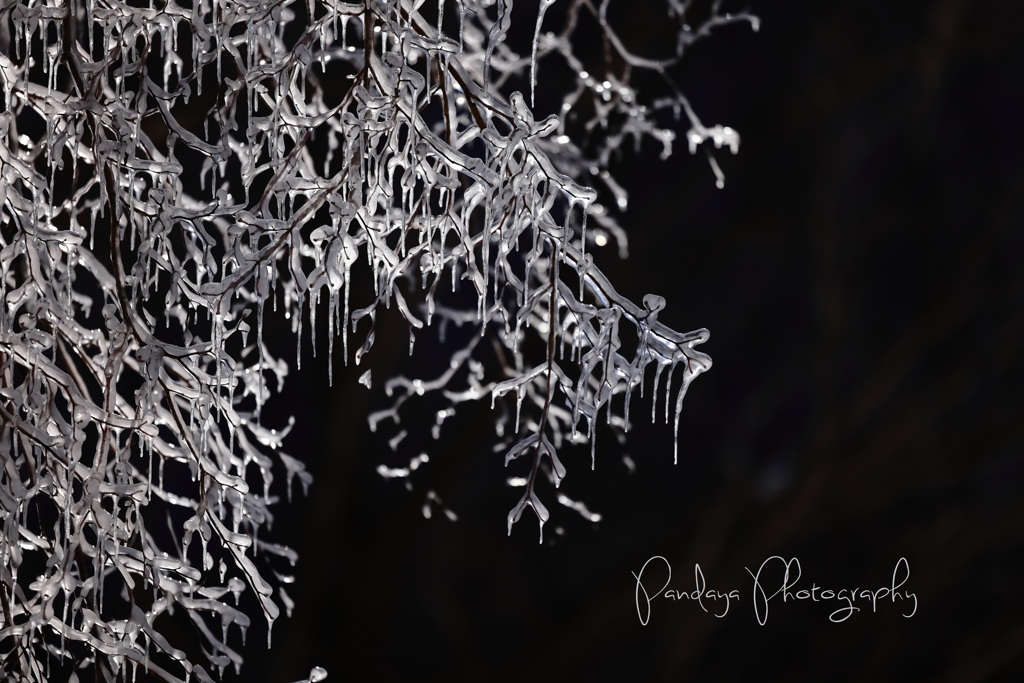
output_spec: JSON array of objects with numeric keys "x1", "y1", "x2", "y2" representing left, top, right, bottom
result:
[{"x1": 0, "y1": 0, "x2": 755, "y2": 679}]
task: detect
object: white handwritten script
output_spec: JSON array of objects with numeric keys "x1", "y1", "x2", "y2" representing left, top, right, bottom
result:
[{"x1": 633, "y1": 556, "x2": 918, "y2": 626}]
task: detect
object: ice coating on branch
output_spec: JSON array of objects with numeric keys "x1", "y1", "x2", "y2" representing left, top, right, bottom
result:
[
  {"x1": 2, "y1": 1, "x2": 317, "y2": 679},
  {"x1": 0, "y1": 0, "x2": 753, "y2": 677},
  {"x1": 362, "y1": 0, "x2": 728, "y2": 527}
]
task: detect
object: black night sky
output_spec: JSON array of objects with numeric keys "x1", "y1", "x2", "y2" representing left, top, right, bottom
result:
[{"x1": 225, "y1": 1, "x2": 1023, "y2": 681}]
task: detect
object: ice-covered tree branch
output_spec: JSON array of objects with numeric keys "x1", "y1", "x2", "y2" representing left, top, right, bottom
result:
[{"x1": 0, "y1": 0, "x2": 753, "y2": 678}]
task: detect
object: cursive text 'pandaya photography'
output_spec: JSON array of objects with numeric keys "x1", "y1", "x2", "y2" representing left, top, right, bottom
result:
[{"x1": 632, "y1": 556, "x2": 919, "y2": 626}]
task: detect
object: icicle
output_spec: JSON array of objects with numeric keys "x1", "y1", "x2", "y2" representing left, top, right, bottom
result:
[
  {"x1": 296, "y1": 291, "x2": 304, "y2": 370},
  {"x1": 672, "y1": 371, "x2": 692, "y2": 465},
  {"x1": 310, "y1": 287, "x2": 318, "y2": 358},
  {"x1": 663, "y1": 360, "x2": 676, "y2": 424},
  {"x1": 530, "y1": 0, "x2": 555, "y2": 107},
  {"x1": 328, "y1": 288, "x2": 336, "y2": 385},
  {"x1": 651, "y1": 361, "x2": 666, "y2": 424},
  {"x1": 514, "y1": 384, "x2": 525, "y2": 433}
]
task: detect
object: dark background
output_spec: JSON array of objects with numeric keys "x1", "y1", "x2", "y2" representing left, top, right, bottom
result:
[{"x1": 240, "y1": 1, "x2": 1023, "y2": 681}]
